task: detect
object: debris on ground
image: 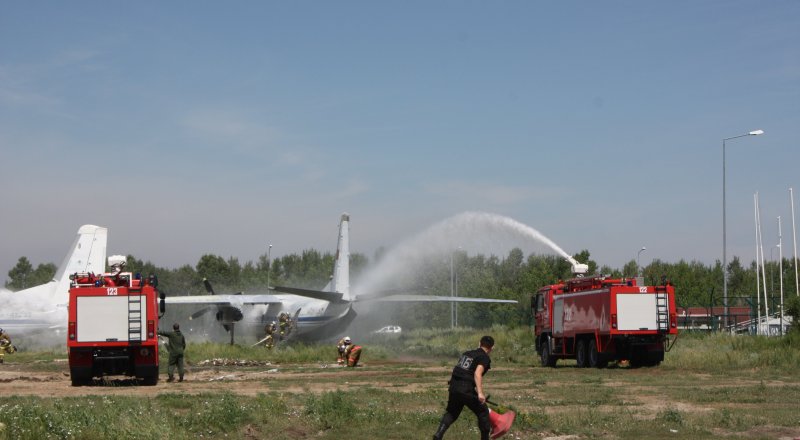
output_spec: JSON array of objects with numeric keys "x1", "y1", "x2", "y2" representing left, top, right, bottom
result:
[{"x1": 197, "y1": 359, "x2": 274, "y2": 367}]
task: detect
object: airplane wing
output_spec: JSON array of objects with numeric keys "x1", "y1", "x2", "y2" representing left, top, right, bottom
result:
[
  {"x1": 363, "y1": 294, "x2": 517, "y2": 304},
  {"x1": 270, "y1": 285, "x2": 347, "y2": 304},
  {"x1": 0, "y1": 319, "x2": 67, "y2": 333},
  {"x1": 165, "y1": 294, "x2": 283, "y2": 306}
]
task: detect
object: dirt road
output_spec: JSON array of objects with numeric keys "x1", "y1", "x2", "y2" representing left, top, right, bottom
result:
[{"x1": 0, "y1": 358, "x2": 444, "y2": 398}]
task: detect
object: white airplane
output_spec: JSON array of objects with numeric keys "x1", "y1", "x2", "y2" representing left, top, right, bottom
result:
[
  {"x1": 0, "y1": 225, "x2": 107, "y2": 335},
  {"x1": 165, "y1": 214, "x2": 517, "y2": 344}
]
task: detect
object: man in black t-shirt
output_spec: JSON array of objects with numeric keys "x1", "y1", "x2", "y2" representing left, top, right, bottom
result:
[{"x1": 432, "y1": 335, "x2": 495, "y2": 440}]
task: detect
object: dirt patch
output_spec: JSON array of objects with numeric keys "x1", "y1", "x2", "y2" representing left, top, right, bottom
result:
[
  {"x1": 3, "y1": 357, "x2": 800, "y2": 440},
  {"x1": 717, "y1": 425, "x2": 800, "y2": 440},
  {"x1": 0, "y1": 359, "x2": 446, "y2": 398}
]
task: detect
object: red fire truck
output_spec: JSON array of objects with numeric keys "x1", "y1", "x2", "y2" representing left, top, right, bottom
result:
[
  {"x1": 532, "y1": 273, "x2": 678, "y2": 368},
  {"x1": 67, "y1": 264, "x2": 164, "y2": 386}
]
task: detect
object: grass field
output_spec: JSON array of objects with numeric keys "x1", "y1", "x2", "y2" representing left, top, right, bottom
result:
[{"x1": 1, "y1": 328, "x2": 799, "y2": 440}]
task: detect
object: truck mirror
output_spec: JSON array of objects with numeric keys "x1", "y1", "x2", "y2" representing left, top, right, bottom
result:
[{"x1": 159, "y1": 295, "x2": 166, "y2": 316}]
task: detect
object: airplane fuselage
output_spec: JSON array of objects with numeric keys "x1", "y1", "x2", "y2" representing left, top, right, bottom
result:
[{"x1": 229, "y1": 295, "x2": 356, "y2": 342}]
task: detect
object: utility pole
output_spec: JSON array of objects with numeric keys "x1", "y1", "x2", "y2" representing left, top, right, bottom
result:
[
  {"x1": 778, "y1": 217, "x2": 784, "y2": 336},
  {"x1": 267, "y1": 244, "x2": 272, "y2": 289}
]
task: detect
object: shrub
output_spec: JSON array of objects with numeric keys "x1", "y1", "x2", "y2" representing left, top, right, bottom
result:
[{"x1": 786, "y1": 295, "x2": 800, "y2": 334}]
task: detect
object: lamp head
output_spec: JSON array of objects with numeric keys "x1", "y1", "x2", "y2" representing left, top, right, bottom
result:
[{"x1": 749, "y1": 129, "x2": 764, "y2": 136}]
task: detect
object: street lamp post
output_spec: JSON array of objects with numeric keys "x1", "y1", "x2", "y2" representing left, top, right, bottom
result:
[
  {"x1": 637, "y1": 246, "x2": 647, "y2": 277},
  {"x1": 770, "y1": 245, "x2": 777, "y2": 297},
  {"x1": 455, "y1": 247, "x2": 462, "y2": 327},
  {"x1": 450, "y1": 252, "x2": 454, "y2": 328},
  {"x1": 267, "y1": 244, "x2": 273, "y2": 289},
  {"x1": 450, "y1": 247, "x2": 463, "y2": 328},
  {"x1": 723, "y1": 129, "x2": 764, "y2": 329},
  {"x1": 778, "y1": 217, "x2": 784, "y2": 336},
  {"x1": 454, "y1": 259, "x2": 459, "y2": 328}
]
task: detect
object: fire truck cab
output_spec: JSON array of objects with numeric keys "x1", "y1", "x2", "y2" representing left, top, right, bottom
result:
[
  {"x1": 67, "y1": 260, "x2": 165, "y2": 386},
  {"x1": 533, "y1": 275, "x2": 678, "y2": 368}
]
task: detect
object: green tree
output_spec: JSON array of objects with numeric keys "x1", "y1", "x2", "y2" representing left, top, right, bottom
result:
[
  {"x1": 164, "y1": 264, "x2": 204, "y2": 296},
  {"x1": 30, "y1": 262, "x2": 57, "y2": 286},
  {"x1": 572, "y1": 250, "x2": 598, "y2": 276},
  {"x1": 600, "y1": 264, "x2": 622, "y2": 277},
  {"x1": 125, "y1": 255, "x2": 159, "y2": 280},
  {"x1": 458, "y1": 253, "x2": 503, "y2": 327},
  {"x1": 5, "y1": 257, "x2": 57, "y2": 291},
  {"x1": 196, "y1": 254, "x2": 233, "y2": 289},
  {"x1": 227, "y1": 257, "x2": 243, "y2": 290},
  {"x1": 726, "y1": 256, "x2": 750, "y2": 303},
  {"x1": 5, "y1": 257, "x2": 34, "y2": 290},
  {"x1": 500, "y1": 248, "x2": 524, "y2": 290},
  {"x1": 785, "y1": 295, "x2": 800, "y2": 334},
  {"x1": 622, "y1": 260, "x2": 638, "y2": 278}
]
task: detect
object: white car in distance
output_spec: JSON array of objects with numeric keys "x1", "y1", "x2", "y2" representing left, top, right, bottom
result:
[{"x1": 373, "y1": 325, "x2": 402, "y2": 334}]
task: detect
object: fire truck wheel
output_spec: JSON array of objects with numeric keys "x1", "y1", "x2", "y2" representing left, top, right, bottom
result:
[
  {"x1": 575, "y1": 339, "x2": 589, "y2": 368},
  {"x1": 540, "y1": 337, "x2": 557, "y2": 368},
  {"x1": 588, "y1": 339, "x2": 608, "y2": 369},
  {"x1": 141, "y1": 374, "x2": 158, "y2": 386},
  {"x1": 70, "y1": 376, "x2": 91, "y2": 387},
  {"x1": 631, "y1": 351, "x2": 662, "y2": 368}
]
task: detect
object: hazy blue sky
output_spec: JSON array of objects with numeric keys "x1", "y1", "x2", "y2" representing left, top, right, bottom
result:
[{"x1": 2, "y1": 2, "x2": 798, "y2": 284}]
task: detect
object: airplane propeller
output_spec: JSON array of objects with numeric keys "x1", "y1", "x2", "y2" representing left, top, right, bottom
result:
[
  {"x1": 188, "y1": 278, "x2": 217, "y2": 321},
  {"x1": 190, "y1": 307, "x2": 213, "y2": 320},
  {"x1": 193, "y1": 278, "x2": 246, "y2": 345},
  {"x1": 203, "y1": 278, "x2": 216, "y2": 295}
]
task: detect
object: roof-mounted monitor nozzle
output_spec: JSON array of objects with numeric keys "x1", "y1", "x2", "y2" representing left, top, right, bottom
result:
[
  {"x1": 565, "y1": 256, "x2": 589, "y2": 277},
  {"x1": 108, "y1": 255, "x2": 127, "y2": 276}
]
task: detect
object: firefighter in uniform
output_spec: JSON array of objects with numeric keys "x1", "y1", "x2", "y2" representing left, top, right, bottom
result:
[
  {"x1": 285, "y1": 314, "x2": 294, "y2": 338},
  {"x1": 336, "y1": 336, "x2": 362, "y2": 367},
  {"x1": 432, "y1": 335, "x2": 495, "y2": 440},
  {"x1": 278, "y1": 312, "x2": 289, "y2": 340},
  {"x1": 263, "y1": 321, "x2": 277, "y2": 349},
  {"x1": 346, "y1": 343, "x2": 362, "y2": 367},
  {"x1": 0, "y1": 328, "x2": 16, "y2": 364},
  {"x1": 336, "y1": 336, "x2": 351, "y2": 365},
  {"x1": 158, "y1": 323, "x2": 186, "y2": 382}
]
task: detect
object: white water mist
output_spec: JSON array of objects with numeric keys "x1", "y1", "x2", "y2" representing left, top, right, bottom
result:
[{"x1": 354, "y1": 211, "x2": 574, "y2": 296}]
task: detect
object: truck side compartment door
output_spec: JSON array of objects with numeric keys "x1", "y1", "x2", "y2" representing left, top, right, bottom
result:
[{"x1": 553, "y1": 297, "x2": 564, "y2": 336}]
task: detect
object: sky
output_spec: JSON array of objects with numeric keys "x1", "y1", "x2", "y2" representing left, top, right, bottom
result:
[{"x1": 1, "y1": 1, "x2": 799, "y2": 285}]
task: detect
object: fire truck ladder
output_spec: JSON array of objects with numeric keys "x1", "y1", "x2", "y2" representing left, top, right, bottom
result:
[
  {"x1": 128, "y1": 293, "x2": 143, "y2": 343},
  {"x1": 656, "y1": 292, "x2": 669, "y2": 332}
]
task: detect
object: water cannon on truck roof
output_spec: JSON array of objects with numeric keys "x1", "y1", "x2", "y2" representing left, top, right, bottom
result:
[{"x1": 565, "y1": 256, "x2": 589, "y2": 277}]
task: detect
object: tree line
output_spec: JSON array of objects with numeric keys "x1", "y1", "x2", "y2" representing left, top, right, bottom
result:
[{"x1": 5, "y1": 248, "x2": 800, "y2": 330}]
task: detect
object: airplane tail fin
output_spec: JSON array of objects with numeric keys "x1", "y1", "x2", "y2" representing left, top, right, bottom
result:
[
  {"x1": 51, "y1": 225, "x2": 108, "y2": 300},
  {"x1": 327, "y1": 213, "x2": 350, "y2": 300},
  {"x1": 13, "y1": 224, "x2": 107, "y2": 302},
  {"x1": 272, "y1": 214, "x2": 351, "y2": 302}
]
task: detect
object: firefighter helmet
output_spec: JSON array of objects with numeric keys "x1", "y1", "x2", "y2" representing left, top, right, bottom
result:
[{"x1": 344, "y1": 336, "x2": 351, "y2": 343}]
